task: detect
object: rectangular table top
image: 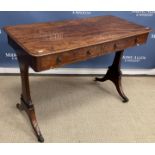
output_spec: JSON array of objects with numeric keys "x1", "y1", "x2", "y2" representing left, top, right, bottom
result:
[{"x1": 4, "y1": 15, "x2": 151, "y2": 57}]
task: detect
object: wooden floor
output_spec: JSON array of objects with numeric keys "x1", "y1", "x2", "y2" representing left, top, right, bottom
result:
[{"x1": 0, "y1": 75, "x2": 155, "y2": 142}]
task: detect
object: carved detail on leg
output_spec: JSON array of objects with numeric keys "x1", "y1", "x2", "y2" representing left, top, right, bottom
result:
[
  {"x1": 17, "y1": 57, "x2": 44, "y2": 142},
  {"x1": 17, "y1": 103, "x2": 24, "y2": 111},
  {"x1": 95, "y1": 50, "x2": 129, "y2": 103},
  {"x1": 17, "y1": 96, "x2": 44, "y2": 142}
]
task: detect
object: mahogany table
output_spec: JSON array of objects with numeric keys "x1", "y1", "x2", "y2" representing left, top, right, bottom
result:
[{"x1": 4, "y1": 15, "x2": 151, "y2": 142}]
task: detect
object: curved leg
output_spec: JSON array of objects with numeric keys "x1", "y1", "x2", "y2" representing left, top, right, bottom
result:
[
  {"x1": 95, "y1": 50, "x2": 129, "y2": 103},
  {"x1": 112, "y1": 76, "x2": 129, "y2": 103},
  {"x1": 17, "y1": 56, "x2": 44, "y2": 142}
]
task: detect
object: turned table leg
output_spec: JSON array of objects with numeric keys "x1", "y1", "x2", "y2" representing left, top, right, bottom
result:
[
  {"x1": 95, "y1": 50, "x2": 129, "y2": 103},
  {"x1": 16, "y1": 58, "x2": 44, "y2": 142}
]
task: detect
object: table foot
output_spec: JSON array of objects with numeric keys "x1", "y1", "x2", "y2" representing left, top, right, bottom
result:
[
  {"x1": 95, "y1": 50, "x2": 129, "y2": 103},
  {"x1": 114, "y1": 79, "x2": 129, "y2": 103},
  {"x1": 17, "y1": 96, "x2": 44, "y2": 142}
]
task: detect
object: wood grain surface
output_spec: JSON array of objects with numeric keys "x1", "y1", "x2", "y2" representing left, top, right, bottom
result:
[{"x1": 4, "y1": 15, "x2": 151, "y2": 57}]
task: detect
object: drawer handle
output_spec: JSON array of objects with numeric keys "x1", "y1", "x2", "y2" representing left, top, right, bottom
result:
[
  {"x1": 56, "y1": 56, "x2": 62, "y2": 65},
  {"x1": 86, "y1": 50, "x2": 91, "y2": 56}
]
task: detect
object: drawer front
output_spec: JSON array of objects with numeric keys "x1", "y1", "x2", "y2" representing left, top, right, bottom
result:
[
  {"x1": 37, "y1": 45, "x2": 101, "y2": 71},
  {"x1": 35, "y1": 33, "x2": 149, "y2": 72}
]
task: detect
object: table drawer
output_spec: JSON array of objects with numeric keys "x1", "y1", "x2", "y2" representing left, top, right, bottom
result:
[
  {"x1": 35, "y1": 33, "x2": 149, "y2": 72},
  {"x1": 37, "y1": 45, "x2": 101, "y2": 71},
  {"x1": 101, "y1": 33, "x2": 148, "y2": 53}
]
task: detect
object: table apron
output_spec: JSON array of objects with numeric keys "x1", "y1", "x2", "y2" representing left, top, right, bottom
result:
[{"x1": 33, "y1": 33, "x2": 148, "y2": 72}]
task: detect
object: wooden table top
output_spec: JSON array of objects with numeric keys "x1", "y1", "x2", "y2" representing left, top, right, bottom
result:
[{"x1": 4, "y1": 15, "x2": 151, "y2": 57}]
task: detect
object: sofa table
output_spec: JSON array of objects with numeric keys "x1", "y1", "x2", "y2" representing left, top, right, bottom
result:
[{"x1": 4, "y1": 15, "x2": 151, "y2": 142}]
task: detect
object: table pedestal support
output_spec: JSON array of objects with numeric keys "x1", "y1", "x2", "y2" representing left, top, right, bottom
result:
[
  {"x1": 16, "y1": 49, "x2": 128, "y2": 142},
  {"x1": 95, "y1": 50, "x2": 129, "y2": 103},
  {"x1": 16, "y1": 57, "x2": 44, "y2": 142}
]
